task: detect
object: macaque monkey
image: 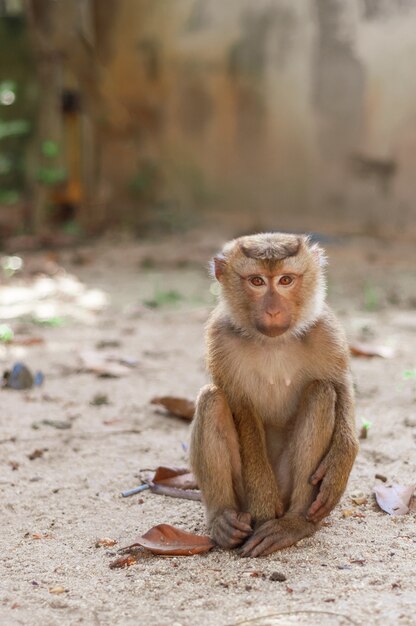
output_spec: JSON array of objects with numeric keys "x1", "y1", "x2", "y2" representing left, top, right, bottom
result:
[{"x1": 190, "y1": 232, "x2": 358, "y2": 557}]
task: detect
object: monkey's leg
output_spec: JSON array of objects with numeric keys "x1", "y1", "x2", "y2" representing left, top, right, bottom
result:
[
  {"x1": 241, "y1": 381, "x2": 335, "y2": 557},
  {"x1": 190, "y1": 385, "x2": 252, "y2": 548},
  {"x1": 233, "y1": 405, "x2": 284, "y2": 523}
]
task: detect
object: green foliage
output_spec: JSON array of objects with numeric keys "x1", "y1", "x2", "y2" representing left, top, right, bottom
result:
[
  {"x1": 36, "y1": 166, "x2": 67, "y2": 185},
  {"x1": 0, "y1": 80, "x2": 17, "y2": 95},
  {"x1": 31, "y1": 315, "x2": 65, "y2": 327},
  {"x1": 129, "y1": 160, "x2": 159, "y2": 197},
  {"x1": 0, "y1": 189, "x2": 20, "y2": 203},
  {"x1": 62, "y1": 220, "x2": 83, "y2": 236},
  {"x1": 360, "y1": 416, "x2": 372, "y2": 432},
  {"x1": 41, "y1": 140, "x2": 60, "y2": 158},
  {"x1": 0, "y1": 324, "x2": 14, "y2": 343},
  {"x1": 0, "y1": 119, "x2": 30, "y2": 139},
  {"x1": 363, "y1": 285, "x2": 380, "y2": 311},
  {"x1": 143, "y1": 289, "x2": 184, "y2": 308},
  {"x1": 0, "y1": 154, "x2": 12, "y2": 175}
]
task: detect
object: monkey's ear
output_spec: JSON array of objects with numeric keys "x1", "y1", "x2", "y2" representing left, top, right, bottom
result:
[
  {"x1": 211, "y1": 255, "x2": 227, "y2": 281},
  {"x1": 309, "y1": 243, "x2": 328, "y2": 268}
]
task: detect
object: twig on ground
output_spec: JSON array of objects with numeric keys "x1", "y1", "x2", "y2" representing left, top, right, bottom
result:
[
  {"x1": 228, "y1": 610, "x2": 359, "y2": 626},
  {"x1": 0, "y1": 429, "x2": 143, "y2": 445},
  {"x1": 149, "y1": 483, "x2": 202, "y2": 501},
  {"x1": 121, "y1": 484, "x2": 150, "y2": 497}
]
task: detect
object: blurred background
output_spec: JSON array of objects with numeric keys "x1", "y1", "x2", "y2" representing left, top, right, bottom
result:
[
  {"x1": 1, "y1": 0, "x2": 416, "y2": 243},
  {"x1": 1, "y1": 6, "x2": 416, "y2": 622}
]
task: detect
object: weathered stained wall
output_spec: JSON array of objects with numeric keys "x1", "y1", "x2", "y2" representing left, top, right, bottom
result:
[{"x1": 47, "y1": 0, "x2": 416, "y2": 234}]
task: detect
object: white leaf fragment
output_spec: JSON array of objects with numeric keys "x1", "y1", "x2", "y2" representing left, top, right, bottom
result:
[{"x1": 373, "y1": 483, "x2": 415, "y2": 515}]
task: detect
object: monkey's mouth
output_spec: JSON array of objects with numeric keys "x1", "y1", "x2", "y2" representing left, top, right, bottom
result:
[{"x1": 256, "y1": 322, "x2": 291, "y2": 338}]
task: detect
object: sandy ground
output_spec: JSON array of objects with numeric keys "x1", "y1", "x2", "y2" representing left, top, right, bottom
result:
[{"x1": 0, "y1": 231, "x2": 415, "y2": 626}]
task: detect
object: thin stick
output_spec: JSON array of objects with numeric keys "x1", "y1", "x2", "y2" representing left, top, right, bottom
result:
[
  {"x1": 228, "y1": 610, "x2": 359, "y2": 626},
  {"x1": 0, "y1": 430, "x2": 143, "y2": 445},
  {"x1": 149, "y1": 483, "x2": 202, "y2": 501},
  {"x1": 121, "y1": 484, "x2": 150, "y2": 497}
]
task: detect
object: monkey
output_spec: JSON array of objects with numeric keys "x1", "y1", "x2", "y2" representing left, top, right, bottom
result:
[{"x1": 190, "y1": 232, "x2": 358, "y2": 557}]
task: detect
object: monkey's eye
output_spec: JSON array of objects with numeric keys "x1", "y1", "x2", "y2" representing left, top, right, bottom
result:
[
  {"x1": 249, "y1": 276, "x2": 266, "y2": 287},
  {"x1": 279, "y1": 275, "x2": 294, "y2": 286}
]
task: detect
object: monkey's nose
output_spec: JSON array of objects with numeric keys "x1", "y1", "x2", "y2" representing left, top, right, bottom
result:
[{"x1": 266, "y1": 310, "x2": 281, "y2": 319}]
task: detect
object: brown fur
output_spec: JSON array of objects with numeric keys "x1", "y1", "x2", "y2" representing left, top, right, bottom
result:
[{"x1": 190, "y1": 232, "x2": 358, "y2": 556}]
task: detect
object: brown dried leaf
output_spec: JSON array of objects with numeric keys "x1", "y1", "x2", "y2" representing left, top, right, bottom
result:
[
  {"x1": 79, "y1": 351, "x2": 137, "y2": 378},
  {"x1": 374, "y1": 483, "x2": 415, "y2": 515},
  {"x1": 28, "y1": 448, "x2": 45, "y2": 460},
  {"x1": 152, "y1": 466, "x2": 198, "y2": 490},
  {"x1": 157, "y1": 473, "x2": 197, "y2": 490},
  {"x1": 12, "y1": 337, "x2": 44, "y2": 346},
  {"x1": 350, "y1": 342, "x2": 395, "y2": 359},
  {"x1": 109, "y1": 554, "x2": 141, "y2": 569},
  {"x1": 128, "y1": 524, "x2": 214, "y2": 556},
  {"x1": 151, "y1": 396, "x2": 195, "y2": 420},
  {"x1": 148, "y1": 466, "x2": 201, "y2": 500}
]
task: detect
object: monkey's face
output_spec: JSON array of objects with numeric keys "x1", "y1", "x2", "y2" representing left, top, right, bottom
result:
[
  {"x1": 240, "y1": 272, "x2": 298, "y2": 337},
  {"x1": 213, "y1": 233, "x2": 326, "y2": 339}
]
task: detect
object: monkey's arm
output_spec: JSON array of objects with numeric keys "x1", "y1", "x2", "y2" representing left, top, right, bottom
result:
[{"x1": 307, "y1": 376, "x2": 358, "y2": 522}]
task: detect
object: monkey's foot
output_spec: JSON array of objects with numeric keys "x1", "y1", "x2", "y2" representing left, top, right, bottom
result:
[
  {"x1": 239, "y1": 516, "x2": 316, "y2": 557},
  {"x1": 211, "y1": 509, "x2": 252, "y2": 549}
]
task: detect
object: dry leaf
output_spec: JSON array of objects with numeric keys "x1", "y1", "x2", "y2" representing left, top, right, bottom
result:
[
  {"x1": 79, "y1": 351, "x2": 137, "y2": 378},
  {"x1": 350, "y1": 342, "x2": 395, "y2": 359},
  {"x1": 156, "y1": 473, "x2": 197, "y2": 490},
  {"x1": 109, "y1": 554, "x2": 141, "y2": 569},
  {"x1": 28, "y1": 448, "x2": 45, "y2": 460},
  {"x1": 342, "y1": 509, "x2": 354, "y2": 518},
  {"x1": 374, "y1": 483, "x2": 415, "y2": 515},
  {"x1": 151, "y1": 396, "x2": 195, "y2": 420},
  {"x1": 49, "y1": 586, "x2": 66, "y2": 594},
  {"x1": 350, "y1": 491, "x2": 368, "y2": 506},
  {"x1": 95, "y1": 538, "x2": 117, "y2": 548},
  {"x1": 12, "y1": 337, "x2": 44, "y2": 346},
  {"x1": 127, "y1": 524, "x2": 214, "y2": 556},
  {"x1": 103, "y1": 417, "x2": 124, "y2": 426},
  {"x1": 148, "y1": 466, "x2": 201, "y2": 500},
  {"x1": 152, "y1": 466, "x2": 198, "y2": 490}
]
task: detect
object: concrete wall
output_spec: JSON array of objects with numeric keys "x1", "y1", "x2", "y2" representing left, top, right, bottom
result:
[{"x1": 94, "y1": 0, "x2": 416, "y2": 235}]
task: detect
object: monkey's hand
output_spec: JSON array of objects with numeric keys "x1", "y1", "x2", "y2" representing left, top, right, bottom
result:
[
  {"x1": 307, "y1": 454, "x2": 354, "y2": 523},
  {"x1": 211, "y1": 509, "x2": 252, "y2": 549},
  {"x1": 239, "y1": 516, "x2": 315, "y2": 557}
]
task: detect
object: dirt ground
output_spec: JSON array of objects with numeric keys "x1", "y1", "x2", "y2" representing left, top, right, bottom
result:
[{"x1": 0, "y1": 230, "x2": 415, "y2": 626}]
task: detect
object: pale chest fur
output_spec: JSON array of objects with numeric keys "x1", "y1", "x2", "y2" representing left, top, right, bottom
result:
[{"x1": 216, "y1": 334, "x2": 314, "y2": 425}]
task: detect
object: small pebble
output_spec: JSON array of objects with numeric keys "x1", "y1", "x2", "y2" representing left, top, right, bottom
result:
[{"x1": 269, "y1": 571, "x2": 286, "y2": 582}]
